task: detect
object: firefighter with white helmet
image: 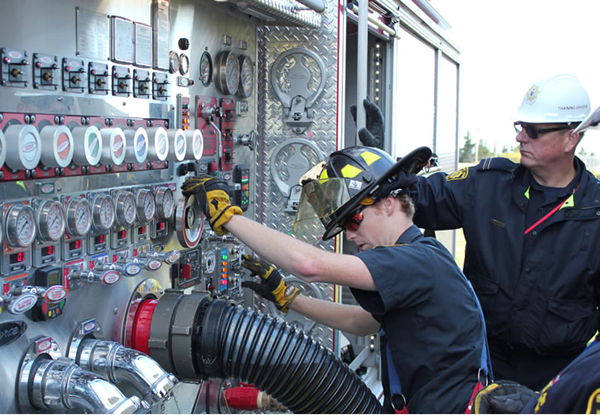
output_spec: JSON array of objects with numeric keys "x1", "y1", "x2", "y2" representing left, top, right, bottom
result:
[
  {"x1": 400, "y1": 73, "x2": 600, "y2": 391},
  {"x1": 182, "y1": 146, "x2": 491, "y2": 413}
]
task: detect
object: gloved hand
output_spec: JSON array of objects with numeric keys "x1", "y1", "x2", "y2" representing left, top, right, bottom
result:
[
  {"x1": 181, "y1": 175, "x2": 242, "y2": 236},
  {"x1": 241, "y1": 254, "x2": 300, "y2": 313},
  {"x1": 350, "y1": 97, "x2": 384, "y2": 148},
  {"x1": 473, "y1": 380, "x2": 538, "y2": 414}
]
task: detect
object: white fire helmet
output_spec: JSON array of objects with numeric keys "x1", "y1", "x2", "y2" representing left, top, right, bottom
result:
[{"x1": 514, "y1": 74, "x2": 591, "y2": 124}]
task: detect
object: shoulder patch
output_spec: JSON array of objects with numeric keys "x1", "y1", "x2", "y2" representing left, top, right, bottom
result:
[
  {"x1": 587, "y1": 388, "x2": 600, "y2": 413},
  {"x1": 447, "y1": 167, "x2": 469, "y2": 181}
]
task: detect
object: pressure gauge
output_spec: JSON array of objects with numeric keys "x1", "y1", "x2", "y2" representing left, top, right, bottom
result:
[
  {"x1": 199, "y1": 51, "x2": 213, "y2": 87},
  {"x1": 169, "y1": 51, "x2": 180, "y2": 74},
  {"x1": 5, "y1": 204, "x2": 36, "y2": 248},
  {"x1": 237, "y1": 55, "x2": 254, "y2": 98},
  {"x1": 37, "y1": 200, "x2": 66, "y2": 242},
  {"x1": 215, "y1": 50, "x2": 239, "y2": 96},
  {"x1": 114, "y1": 191, "x2": 136, "y2": 227},
  {"x1": 155, "y1": 187, "x2": 174, "y2": 220},
  {"x1": 136, "y1": 189, "x2": 156, "y2": 223},
  {"x1": 66, "y1": 197, "x2": 92, "y2": 237},
  {"x1": 179, "y1": 54, "x2": 190, "y2": 75},
  {"x1": 92, "y1": 194, "x2": 115, "y2": 232}
]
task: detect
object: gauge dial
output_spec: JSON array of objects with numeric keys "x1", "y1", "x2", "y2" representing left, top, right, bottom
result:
[
  {"x1": 237, "y1": 55, "x2": 254, "y2": 98},
  {"x1": 5, "y1": 204, "x2": 36, "y2": 248},
  {"x1": 115, "y1": 191, "x2": 136, "y2": 227},
  {"x1": 92, "y1": 195, "x2": 115, "y2": 232},
  {"x1": 136, "y1": 189, "x2": 156, "y2": 223},
  {"x1": 199, "y1": 51, "x2": 213, "y2": 87},
  {"x1": 215, "y1": 50, "x2": 239, "y2": 96},
  {"x1": 179, "y1": 54, "x2": 190, "y2": 75},
  {"x1": 66, "y1": 197, "x2": 92, "y2": 237},
  {"x1": 37, "y1": 200, "x2": 66, "y2": 242},
  {"x1": 155, "y1": 187, "x2": 174, "y2": 220},
  {"x1": 169, "y1": 51, "x2": 180, "y2": 74}
]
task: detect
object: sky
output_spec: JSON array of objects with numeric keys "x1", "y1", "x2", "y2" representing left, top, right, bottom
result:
[{"x1": 429, "y1": 0, "x2": 600, "y2": 157}]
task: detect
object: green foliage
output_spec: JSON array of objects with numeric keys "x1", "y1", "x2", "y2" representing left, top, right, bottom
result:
[{"x1": 459, "y1": 131, "x2": 476, "y2": 162}]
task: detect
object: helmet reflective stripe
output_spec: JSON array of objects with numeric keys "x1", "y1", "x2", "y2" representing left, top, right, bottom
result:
[
  {"x1": 361, "y1": 151, "x2": 381, "y2": 166},
  {"x1": 515, "y1": 74, "x2": 590, "y2": 123},
  {"x1": 341, "y1": 164, "x2": 362, "y2": 178}
]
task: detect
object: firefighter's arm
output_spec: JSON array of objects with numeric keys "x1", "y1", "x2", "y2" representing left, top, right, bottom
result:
[
  {"x1": 290, "y1": 295, "x2": 380, "y2": 336},
  {"x1": 226, "y1": 214, "x2": 377, "y2": 291}
]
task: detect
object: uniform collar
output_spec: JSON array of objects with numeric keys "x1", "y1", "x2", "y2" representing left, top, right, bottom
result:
[{"x1": 395, "y1": 225, "x2": 423, "y2": 245}]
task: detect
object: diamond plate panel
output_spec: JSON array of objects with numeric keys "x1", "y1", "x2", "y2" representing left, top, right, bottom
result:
[{"x1": 254, "y1": 0, "x2": 339, "y2": 349}]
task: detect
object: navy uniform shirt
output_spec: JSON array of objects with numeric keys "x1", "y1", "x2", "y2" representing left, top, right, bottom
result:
[
  {"x1": 412, "y1": 157, "x2": 600, "y2": 389},
  {"x1": 352, "y1": 225, "x2": 484, "y2": 413}
]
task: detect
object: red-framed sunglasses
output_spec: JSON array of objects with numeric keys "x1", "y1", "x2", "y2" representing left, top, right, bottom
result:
[{"x1": 342, "y1": 206, "x2": 365, "y2": 232}]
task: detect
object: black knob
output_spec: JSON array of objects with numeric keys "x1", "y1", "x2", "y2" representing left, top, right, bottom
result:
[{"x1": 178, "y1": 38, "x2": 190, "y2": 50}]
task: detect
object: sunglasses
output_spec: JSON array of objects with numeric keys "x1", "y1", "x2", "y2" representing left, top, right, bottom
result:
[
  {"x1": 342, "y1": 207, "x2": 365, "y2": 232},
  {"x1": 513, "y1": 122, "x2": 572, "y2": 139}
]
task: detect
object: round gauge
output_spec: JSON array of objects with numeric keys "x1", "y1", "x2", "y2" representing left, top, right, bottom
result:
[
  {"x1": 199, "y1": 51, "x2": 213, "y2": 87},
  {"x1": 66, "y1": 197, "x2": 92, "y2": 237},
  {"x1": 115, "y1": 191, "x2": 136, "y2": 227},
  {"x1": 237, "y1": 55, "x2": 254, "y2": 98},
  {"x1": 179, "y1": 54, "x2": 190, "y2": 75},
  {"x1": 155, "y1": 187, "x2": 174, "y2": 220},
  {"x1": 5, "y1": 204, "x2": 36, "y2": 248},
  {"x1": 37, "y1": 200, "x2": 66, "y2": 242},
  {"x1": 169, "y1": 51, "x2": 180, "y2": 74},
  {"x1": 215, "y1": 50, "x2": 239, "y2": 96},
  {"x1": 92, "y1": 194, "x2": 115, "y2": 232},
  {"x1": 136, "y1": 189, "x2": 156, "y2": 223}
]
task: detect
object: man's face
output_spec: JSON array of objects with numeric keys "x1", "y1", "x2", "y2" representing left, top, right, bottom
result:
[
  {"x1": 343, "y1": 204, "x2": 387, "y2": 251},
  {"x1": 515, "y1": 122, "x2": 574, "y2": 169}
]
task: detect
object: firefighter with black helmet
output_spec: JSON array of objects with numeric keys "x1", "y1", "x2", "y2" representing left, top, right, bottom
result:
[{"x1": 182, "y1": 146, "x2": 492, "y2": 413}]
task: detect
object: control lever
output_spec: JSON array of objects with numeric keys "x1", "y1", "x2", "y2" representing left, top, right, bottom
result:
[
  {"x1": 70, "y1": 269, "x2": 122, "y2": 286},
  {"x1": 0, "y1": 286, "x2": 38, "y2": 315},
  {"x1": 205, "y1": 229, "x2": 237, "y2": 244},
  {"x1": 96, "y1": 261, "x2": 142, "y2": 277},
  {"x1": 138, "y1": 250, "x2": 181, "y2": 265}
]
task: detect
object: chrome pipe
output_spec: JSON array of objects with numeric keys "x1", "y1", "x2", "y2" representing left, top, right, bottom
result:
[
  {"x1": 25, "y1": 357, "x2": 143, "y2": 414},
  {"x1": 76, "y1": 339, "x2": 178, "y2": 404}
]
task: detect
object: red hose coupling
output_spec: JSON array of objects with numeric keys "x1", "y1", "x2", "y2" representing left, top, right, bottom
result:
[{"x1": 224, "y1": 386, "x2": 260, "y2": 411}]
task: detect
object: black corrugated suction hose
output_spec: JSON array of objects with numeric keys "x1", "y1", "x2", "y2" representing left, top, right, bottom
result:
[{"x1": 194, "y1": 298, "x2": 383, "y2": 414}]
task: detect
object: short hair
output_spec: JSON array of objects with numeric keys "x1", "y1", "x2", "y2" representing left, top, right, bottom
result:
[{"x1": 396, "y1": 193, "x2": 415, "y2": 219}]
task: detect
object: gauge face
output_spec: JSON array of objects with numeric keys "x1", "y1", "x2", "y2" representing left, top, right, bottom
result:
[
  {"x1": 67, "y1": 197, "x2": 92, "y2": 237},
  {"x1": 6, "y1": 205, "x2": 36, "y2": 248},
  {"x1": 215, "y1": 51, "x2": 239, "y2": 96},
  {"x1": 116, "y1": 192, "x2": 136, "y2": 227},
  {"x1": 38, "y1": 201, "x2": 66, "y2": 241},
  {"x1": 238, "y1": 55, "x2": 254, "y2": 98},
  {"x1": 156, "y1": 188, "x2": 174, "y2": 220},
  {"x1": 179, "y1": 54, "x2": 190, "y2": 75},
  {"x1": 92, "y1": 195, "x2": 115, "y2": 232},
  {"x1": 169, "y1": 51, "x2": 180, "y2": 74},
  {"x1": 137, "y1": 190, "x2": 156, "y2": 223},
  {"x1": 199, "y1": 51, "x2": 213, "y2": 87}
]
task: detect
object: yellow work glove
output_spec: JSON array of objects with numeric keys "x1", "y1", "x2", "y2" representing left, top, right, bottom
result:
[
  {"x1": 241, "y1": 254, "x2": 300, "y2": 313},
  {"x1": 181, "y1": 175, "x2": 242, "y2": 236}
]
